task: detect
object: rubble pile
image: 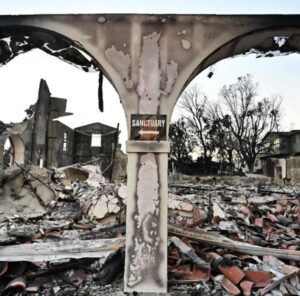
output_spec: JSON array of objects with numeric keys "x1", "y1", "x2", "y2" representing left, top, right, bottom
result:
[
  {"x1": 2, "y1": 166, "x2": 300, "y2": 295},
  {"x1": 0, "y1": 164, "x2": 126, "y2": 295},
  {"x1": 168, "y1": 178, "x2": 300, "y2": 295},
  {"x1": 0, "y1": 164, "x2": 126, "y2": 223}
]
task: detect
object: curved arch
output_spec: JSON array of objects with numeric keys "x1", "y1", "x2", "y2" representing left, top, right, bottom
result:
[
  {"x1": 0, "y1": 24, "x2": 123, "y2": 111},
  {"x1": 0, "y1": 25, "x2": 100, "y2": 71},
  {"x1": 169, "y1": 25, "x2": 300, "y2": 120},
  {"x1": 10, "y1": 135, "x2": 25, "y2": 165},
  {"x1": 189, "y1": 26, "x2": 300, "y2": 85},
  {"x1": 3, "y1": 135, "x2": 25, "y2": 166}
]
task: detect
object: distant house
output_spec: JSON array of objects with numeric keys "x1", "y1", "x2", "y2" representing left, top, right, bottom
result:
[
  {"x1": 0, "y1": 79, "x2": 119, "y2": 179},
  {"x1": 260, "y1": 130, "x2": 300, "y2": 184}
]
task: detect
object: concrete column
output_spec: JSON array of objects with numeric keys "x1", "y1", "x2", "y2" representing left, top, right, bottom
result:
[{"x1": 124, "y1": 141, "x2": 170, "y2": 294}]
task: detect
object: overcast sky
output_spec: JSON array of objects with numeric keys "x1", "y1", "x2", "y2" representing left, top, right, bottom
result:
[
  {"x1": 1, "y1": 1, "x2": 300, "y2": 150},
  {"x1": 1, "y1": 0, "x2": 300, "y2": 15},
  {"x1": 173, "y1": 53, "x2": 300, "y2": 132}
]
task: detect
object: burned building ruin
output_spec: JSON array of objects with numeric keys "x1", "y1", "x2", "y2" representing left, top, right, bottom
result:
[
  {"x1": 3, "y1": 13, "x2": 300, "y2": 294},
  {"x1": 0, "y1": 79, "x2": 119, "y2": 178},
  {"x1": 260, "y1": 130, "x2": 300, "y2": 184}
]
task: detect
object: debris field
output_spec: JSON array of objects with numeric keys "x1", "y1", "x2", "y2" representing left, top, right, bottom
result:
[
  {"x1": 1, "y1": 166, "x2": 300, "y2": 295},
  {"x1": 168, "y1": 176, "x2": 300, "y2": 295}
]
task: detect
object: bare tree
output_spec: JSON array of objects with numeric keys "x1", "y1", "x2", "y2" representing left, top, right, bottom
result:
[
  {"x1": 180, "y1": 85, "x2": 215, "y2": 173},
  {"x1": 207, "y1": 110, "x2": 239, "y2": 174},
  {"x1": 219, "y1": 74, "x2": 281, "y2": 173},
  {"x1": 169, "y1": 118, "x2": 195, "y2": 164}
]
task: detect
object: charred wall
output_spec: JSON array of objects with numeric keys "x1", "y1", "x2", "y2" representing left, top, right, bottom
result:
[
  {"x1": 74, "y1": 123, "x2": 117, "y2": 177},
  {"x1": 31, "y1": 79, "x2": 51, "y2": 166},
  {"x1": 47, "y1": 121, "x2": 75, "y2": 168},
  {"x1": 286, "y1": 156, "x2": 300, "y2": 184}
]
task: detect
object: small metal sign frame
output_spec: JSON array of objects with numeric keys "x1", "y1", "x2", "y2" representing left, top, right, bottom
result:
[{"x1": 130, "y1": 114, "x2": 167, "y2": 141}]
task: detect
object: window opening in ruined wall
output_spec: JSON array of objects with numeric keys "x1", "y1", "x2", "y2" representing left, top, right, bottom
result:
[
  {"x1": 91, "y1": 134, "x2": 102, "y2": 147},
  {"x1": 2, "y1": 136, "x2": 25, "y2": 168},
  {"x1": 0, "y1": 30, "x2": 127, "y2": 181},
  {"x1": 63, "y1": 132, "x2": 68, "y2": 151}
]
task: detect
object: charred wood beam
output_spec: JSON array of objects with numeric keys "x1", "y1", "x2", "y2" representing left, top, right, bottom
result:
[
  {"x1": 258, "y1": 271, "x2": 298, "y2": 296},
  {"x1": 170, "y1": 236, "x2": 209, "y2": 268},
  {"x1": 169, "y1": 224, "x2": 300, "y2": 262},
  {"x1": 94, "y1": 247, "x2": 125, "y2": 284},
  {"x1": 98, "y1": 71, "x2": 104, "y2": 112},
  {"x1": 169, "y1": 183, "x2": 234, "y2": 191},
  {"x1": 0, "y1": 238, "x2": 125, "y2": 262},
  {"x1": 15, "y1": 162, "x2": 56, "y2": 206},
  {"x1": 4, "y1": 225, "x2": 300, "y2": 264}
]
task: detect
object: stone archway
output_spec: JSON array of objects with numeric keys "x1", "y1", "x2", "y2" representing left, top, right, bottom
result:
[
  {"x1": 168, "y1": 24, "x2": 300, "y2": 117},
  {"x1": 1, "y1": 135, "x2": 25, "y2": 167},
  {"x1": 7, "y1": 135, "x2": 25, "y2": 166},
  {"x1": 187, "y1": 26, "x2": 300, "y2": 88},
  {"x1": 0, "y1": 24, "x2": 111, "y2": 111}
]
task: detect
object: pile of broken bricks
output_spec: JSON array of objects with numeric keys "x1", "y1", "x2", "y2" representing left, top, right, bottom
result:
[
  {"x1": 0, "y1": 164, "x2": 126, "y2": 224},
  {"x1": 168, "y1": 177, "x2": 300, "y2": 295},
  {"x1": 0, "y1": 164, "x2": 127, "y2": 295},
  {"x1": 2, "y1": 165, "x2": 300, "y2": 295}
]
